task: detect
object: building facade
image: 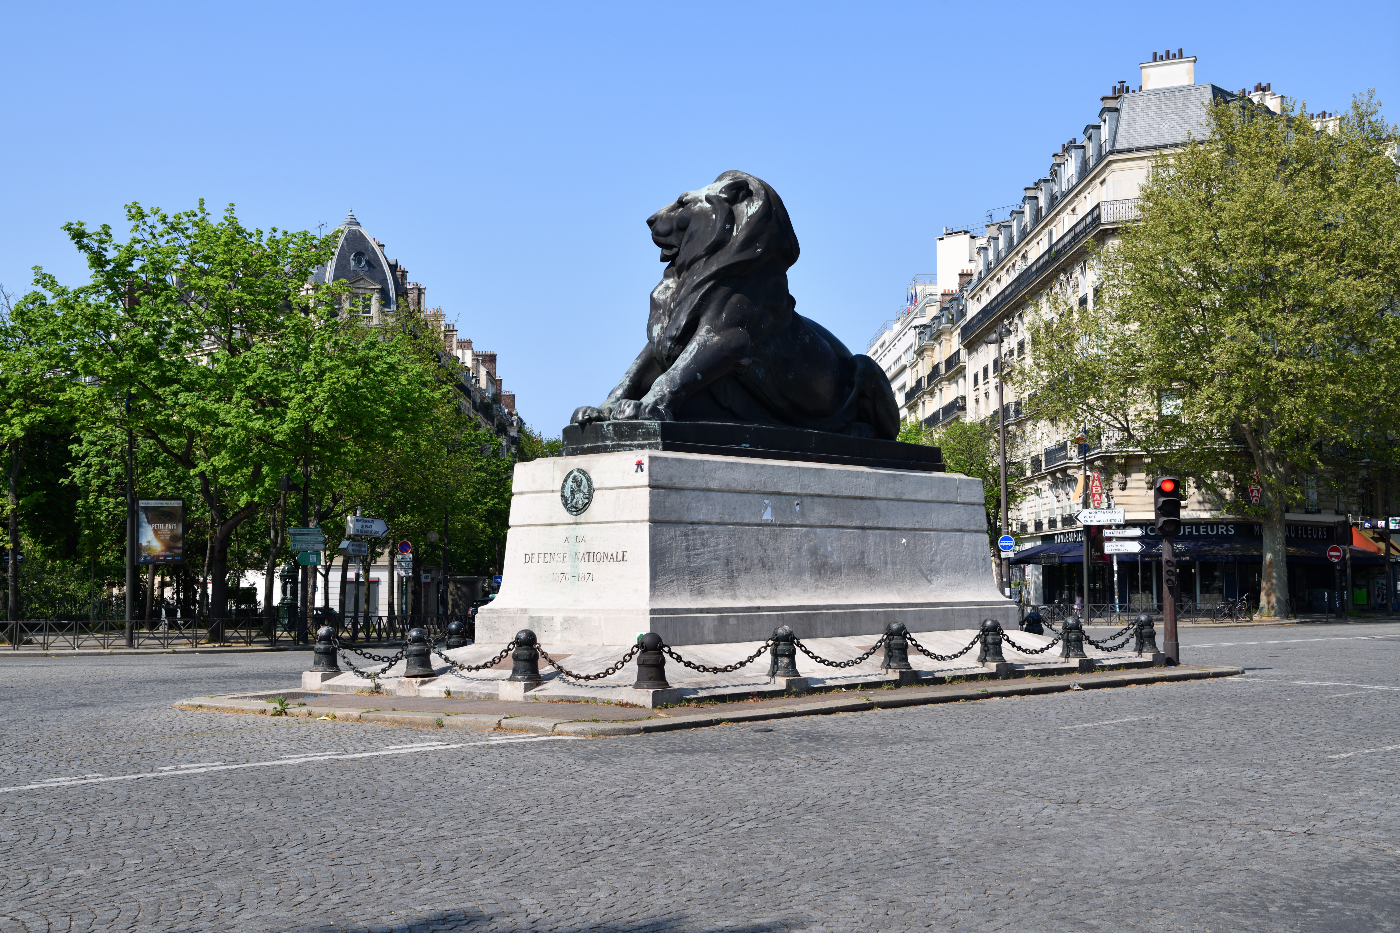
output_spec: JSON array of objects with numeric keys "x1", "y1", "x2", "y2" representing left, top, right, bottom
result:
[
  {"x1": 873, "y1": 52, "x2": 1397, "y2": 612},
  {"x1": 313, "y1": 211, "x2": 522, "y2": 445}
]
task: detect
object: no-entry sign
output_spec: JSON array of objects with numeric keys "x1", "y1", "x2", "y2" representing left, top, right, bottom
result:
[{"x1": 1327, "y1": 544, "x2": 1344, "y2": 563}]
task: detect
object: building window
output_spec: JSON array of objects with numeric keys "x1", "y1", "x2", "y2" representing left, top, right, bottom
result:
[{"x1": 350, "y1": 251, "x2": 367, "y2": 271}]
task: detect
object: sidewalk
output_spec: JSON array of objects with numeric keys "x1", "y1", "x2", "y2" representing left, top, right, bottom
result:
[{"x1": 177, "y1": 663, "x2": 1244, "y2": 737}]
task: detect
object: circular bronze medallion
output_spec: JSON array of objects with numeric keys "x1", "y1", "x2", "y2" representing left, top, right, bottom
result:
[{"x1": 560, "y1": 468, "x2": 594, "y2": 516}]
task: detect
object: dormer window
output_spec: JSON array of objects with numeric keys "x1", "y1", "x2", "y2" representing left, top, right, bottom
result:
[{"x1": 350, "y1": 251, "x2": 368, "y2": 270}]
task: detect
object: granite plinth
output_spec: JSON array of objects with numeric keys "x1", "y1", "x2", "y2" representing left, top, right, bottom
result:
[
  {"x1": 561, "y1": 421, "x2": 943, "y2": 472},
  {"x1": 474, "y1": 448, "x2": 1013, "y2": 647}
]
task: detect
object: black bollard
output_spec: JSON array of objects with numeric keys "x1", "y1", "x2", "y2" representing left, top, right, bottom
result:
[
  {"x1": 881, "y1": 622, "x2": 913, "y2": 671},
  {"x1": 403, "y1": 627, "x2": 435, "y2": 678},
  {"x1": 977, "y1": 618, "x2": 1008, "y2": 665},
  {"x1": 311, "y1": 625, "x2": 340, "y2": 672},
  {"x1": 508, "y1": 629, "x2": 543, "y2": 684},
  {"x1": 1134, "y1": 613, "x2": 1160, "y2": 656},
  {"x1": 444, "y1": 620, "x2": 467, "y2": 650},
  {"x1": 633, "y1": 633, "x2": 670, "y2": 689},
  {"x1": 768, "y1": 625, "x2": 800, "y2": 678},
  {"x1": 1060, "y1": 617, "x2": 1088, "y2": 659},
  {"x1": 1022, "y1": 610, "x2": 1045, "y2": 635}
]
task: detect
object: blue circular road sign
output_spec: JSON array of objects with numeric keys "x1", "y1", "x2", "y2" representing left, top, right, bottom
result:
[{"x1": 998, "y1": 535, "x2": 1015, "y2": 552}]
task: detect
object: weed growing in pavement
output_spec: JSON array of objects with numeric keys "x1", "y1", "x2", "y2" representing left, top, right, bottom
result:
[
  {"x1": 444, "y1": 688, "x2": 452, "y2": 698},
  {"x1": 435, "y1": 718, "x2": 444, "y2": 728},
  {"x1": 269, "y1": 696, "x2": 290, "y2": 716}
]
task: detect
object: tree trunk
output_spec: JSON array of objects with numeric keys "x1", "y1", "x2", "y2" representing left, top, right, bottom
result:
[
  {"x1": 8, "y1": 442, "x2": 25, "y2": 622},
  {"x1": 263, "y1": 493, "x2": 286, "y2": 633},
  {"x1": 337, "y1": 552, "x2": 350, "y2": 633},
  {"x1": 1259, "y1": 498, "x2": 1288, "y2": 618}
]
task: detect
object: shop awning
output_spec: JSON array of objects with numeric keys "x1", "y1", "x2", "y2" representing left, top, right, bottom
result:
[{"x1": 1011, "y1": 538, "x2": 1386, "y2": 565}]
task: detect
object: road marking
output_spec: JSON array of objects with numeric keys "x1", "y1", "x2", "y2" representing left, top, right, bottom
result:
[
  {"x1": 1059, "y1": 716, "x2": 1148, "y2": 730},
  {"x1": 158, "y1": 762, "x2": 224, "y2": 770},
  {"x1": 1324, "y1": 692, "x2": 1373, "y2": 698},
  {"x1": 1328, "y1": 744, "x2": 1400, "y2": 760},
  {"x1": 1191, "y1": 633, "x2": 1400, "y2": 648},
  {"x1": 1292, "y1": 681, "x2": 1400, "y2": 692},
  {"x1": 381, "y1": 742, "x2": 451, "y2": 751},
  {"x1": 0, "y1": 735, "x2": 573, "y2": 795}
]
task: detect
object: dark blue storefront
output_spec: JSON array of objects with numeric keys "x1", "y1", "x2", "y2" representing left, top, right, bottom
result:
[{"x1": 1012, "y1": 521, "x2": 1388, "y2": 612}]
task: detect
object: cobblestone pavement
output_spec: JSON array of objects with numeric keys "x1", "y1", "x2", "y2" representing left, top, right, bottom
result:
[{"x1": 2, "y1": 622, "x2": 1399, "y2": 932}]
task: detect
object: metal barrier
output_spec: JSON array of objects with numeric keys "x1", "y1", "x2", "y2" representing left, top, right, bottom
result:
[{"x1": 1, "y1": 614, "x2": 473, "y2": 650}]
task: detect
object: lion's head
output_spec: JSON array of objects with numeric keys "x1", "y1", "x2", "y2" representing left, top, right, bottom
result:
[{"x1": 646, "y1": 171, "x2": 799, "y2": 282}]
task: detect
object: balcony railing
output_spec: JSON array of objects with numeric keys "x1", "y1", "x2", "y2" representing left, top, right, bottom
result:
[
  {"x1": 1101, "y1": 197, "x2": 1141, "y2": 223},
  {"x1": 942, "y1": 349, "x2": 963, "y2": 372},
  {"x1": 921, "y1": 396, "x2": 966, "y2": 430},
  {"x1": 1044, "y1": 443, "x2": 1071, "y2": 469},
  {"x1": 961, "y1": 203, "x2": 1103, "y2": 344}
]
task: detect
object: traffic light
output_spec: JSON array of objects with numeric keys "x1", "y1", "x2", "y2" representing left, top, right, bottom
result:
[
  {"x1": 1087, "y1": 524, "x2": 1109, "y2": 564},
  {"x1": 1154, "y1": 476, "x2": 1183, "y2": 537}
]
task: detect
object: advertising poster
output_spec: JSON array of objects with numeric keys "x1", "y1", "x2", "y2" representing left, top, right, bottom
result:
[{"x1": 137, "y1": 499, "x2": 184, "y2": 564}]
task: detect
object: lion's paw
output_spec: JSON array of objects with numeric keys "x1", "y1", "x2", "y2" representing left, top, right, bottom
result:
[
  {"x1": 612, "y1": 400, "x2": 645, "y2": 421},
  {"x1": 570, "y1": 406, "x2": 606, "y2": 427}
]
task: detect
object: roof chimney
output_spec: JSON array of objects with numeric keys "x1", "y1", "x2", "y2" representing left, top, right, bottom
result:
[{"x1": 1140, "y1": 50, "x2": 1196, "y2": 90}]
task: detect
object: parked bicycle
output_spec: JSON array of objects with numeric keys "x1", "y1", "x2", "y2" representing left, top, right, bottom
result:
[{"x1": 1211, "y1": 595, "x2": 1254, "y2": 623}]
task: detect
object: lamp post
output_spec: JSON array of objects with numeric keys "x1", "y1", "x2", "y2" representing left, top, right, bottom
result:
[{"x1": 983, "y1": 324, "x2": 1011, "y2": 599}]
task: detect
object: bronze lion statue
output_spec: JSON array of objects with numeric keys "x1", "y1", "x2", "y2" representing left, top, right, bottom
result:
[{"x1": 570, "y1": 170, "x2": 900, "y2": 440}]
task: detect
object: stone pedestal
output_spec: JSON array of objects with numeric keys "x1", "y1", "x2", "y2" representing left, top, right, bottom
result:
[{"x1": 476, "y1": 449, "x2": 1015, "y2": 648}]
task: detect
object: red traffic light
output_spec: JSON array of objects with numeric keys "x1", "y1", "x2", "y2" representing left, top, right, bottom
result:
[{"x1": 1159, "y1": 478, "x2": 1176, "y2": 493}]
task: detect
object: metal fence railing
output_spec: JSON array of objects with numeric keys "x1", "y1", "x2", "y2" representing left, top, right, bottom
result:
[{"x1": 1, "y1": 614, "x2": 475, "y2": 650}]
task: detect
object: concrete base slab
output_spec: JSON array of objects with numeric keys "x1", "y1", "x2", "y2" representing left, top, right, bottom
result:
[{"x1": 301, "y1": 671, "x2": 342, "y2": 689}]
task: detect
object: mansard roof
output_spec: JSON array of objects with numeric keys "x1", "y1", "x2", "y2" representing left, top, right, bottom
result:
[
  {"x1": 311, "y1": 211, "x2": 400, "y2": 310},
  {"x1": 1113, "y1": 83, "x2": 1236, "y2": 152}
]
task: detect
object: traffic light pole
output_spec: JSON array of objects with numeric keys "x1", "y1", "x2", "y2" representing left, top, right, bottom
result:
[{"x1": 1162, "y1": 534, "x2": 1179, "y2": 664}]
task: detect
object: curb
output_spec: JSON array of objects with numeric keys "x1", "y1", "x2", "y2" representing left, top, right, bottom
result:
[
  {"x1": 0, "y1": 646, "x2": 310, "y2": 658},
  {"x1": 175, "y1": 664, "x2": 1243, "y2": 737}
]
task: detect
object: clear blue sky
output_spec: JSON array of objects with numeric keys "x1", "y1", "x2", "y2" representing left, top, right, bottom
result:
[{"x1": 3, "y1": 1, "x2": 1395, "y2": 436}]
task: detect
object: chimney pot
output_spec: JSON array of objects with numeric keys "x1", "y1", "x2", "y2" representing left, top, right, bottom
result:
[{"x1": 1178, "y1": 47, "x2": 1183, "y2": 57}]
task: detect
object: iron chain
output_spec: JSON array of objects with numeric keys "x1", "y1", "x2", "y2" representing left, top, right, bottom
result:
[
  {"x1": 792, "y1": 632, "x2": 887, "y2": 669},
  {"x1": 1001, "y1": 633, "x2": 1063, "y2": 655},
  {"x1": 1084, "y1": 621, "x2": 1136, "y2": 652},
  {"x1": 537, "y1": 644, "x2": 640, "y2": 682},
  {"x1": 661, "y1": 639, "x2": 774, "y2": 674},
  {"x1": 431, "y1": 641, "x2": 517, "y2": 675},
  {"x1": 904, "y1": 630, "x2": 980, "y2": 663}
]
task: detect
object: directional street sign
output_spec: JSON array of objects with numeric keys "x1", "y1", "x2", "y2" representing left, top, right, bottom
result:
[
  {"x1": 1327, "y1": 544, "x2": 1344, "y2": 563},
  {"x1": 1104, "y1": 527, "x2": 1144, "y2": 538},
  {"x1": 997, "y1": 535, "x2": 1015, "y2": 552},
  {"x1": 339, "y1": 540, "x2": 369, "y2": 557},
  {"x1": 296, "y1": 552, "x2": 322, "y2": 566},
  {"x1": 1104, "y1": 540, "x2": 1143, "y2": 554},
  {"x1": 289, "y1": 535, "x2": 324, "y2": 548},
  {"x1": 1076, "y1": 508, "x2": 1125, "y2": 526},
  {"x1": 347, "y1": 516, "x2": 388, "y2": 538}
]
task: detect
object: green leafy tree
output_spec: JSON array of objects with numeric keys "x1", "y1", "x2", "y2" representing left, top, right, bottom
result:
[
  {"x1": 0, "y1": 287, "x2": 74, "y2": 619},
  {"x1": 31, "y1": 202, "x2": 343, "y2": 623},
  {"x1": 900, "y1": 417, "x2": 1024, "y2": 583},
  {"x1": 1020, "y1": 93, "x2": 1400, "y2": 617}
]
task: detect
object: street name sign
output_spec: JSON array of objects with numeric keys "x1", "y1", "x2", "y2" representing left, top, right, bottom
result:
[
  {"x1": 1104, "y1": 540, "x2": 1144, "y2": 554},
  {"x1": 1327, "y1": 544, "x2": 1344, "y2": 563},
  {"x1": 1104, "y1": 527, "x2": 1144, "y2": 537},
  {"x1": 998, "y1": 535, "x2": 1015, "y2": 552},
  {"x1": 346, "y1": 516, "x2": 388, "y2": 537},
  {"x1": 296, "y1": 552, "x2": 322, "y2": 566},
  {"x1": 1075, "y1": 508, "x2": 1125, "y2": 526},
  {"x1": 339, "y1": 540, "x2": 369, "y2": 557}
]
